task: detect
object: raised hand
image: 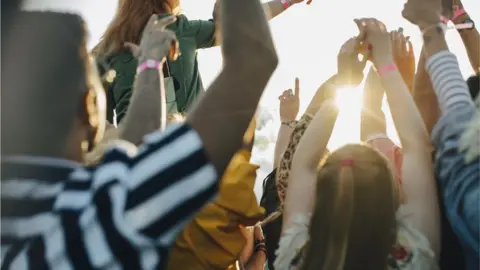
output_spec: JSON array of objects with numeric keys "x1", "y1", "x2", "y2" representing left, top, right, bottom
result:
[
  {"x1": 125, "y1": 15, "x2": 179, "y2": 62},
  {"x1": 402, "y1": 0, "x2": 442, "y2": 29},
  {"x1": 354, "y1": 18, "x2": 392, "y2": 68},
  {"x1": 391, "y1": 28, "x2": 415, "y2": 91},
  {"x1": 337, "y1": 37, "x2": 368, "y2": 86},
  {"x1": 279, "y1": 78, "x2": 300, "y2": 122}
]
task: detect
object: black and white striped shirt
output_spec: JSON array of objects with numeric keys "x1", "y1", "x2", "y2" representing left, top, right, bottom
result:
[{"x1": 1, "y1": 124, "x2": 218, "y2": 269}]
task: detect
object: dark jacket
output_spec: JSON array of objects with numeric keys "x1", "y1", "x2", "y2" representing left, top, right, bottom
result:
[{"x1": 97, "y1": 14, "x2": 216, "y2": 123}]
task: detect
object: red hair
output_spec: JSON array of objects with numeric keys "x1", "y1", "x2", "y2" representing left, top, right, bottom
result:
[{"x1": 94, "y1": 0, "x2": 180, "y2": 55}]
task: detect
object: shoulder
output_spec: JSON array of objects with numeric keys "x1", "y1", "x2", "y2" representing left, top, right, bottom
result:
[{"x1": 175, "y1": 14, "x2": 213, "y2": 35}]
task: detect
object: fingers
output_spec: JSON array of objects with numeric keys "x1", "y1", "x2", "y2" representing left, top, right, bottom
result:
[
  {"x1": 399, "y1": 34, "x2": 407, "y2": 56},
  {"x1": 406, "y1": 40, "x2": 414, "y2": 55},
  {"x1": 278, "y1": 90, "x2": 291, "y2": 100},
  {"x1": 156, "y1": 15, "x2": 177, "y2": 29},
  {"x1": 354, "y1": 19, "x2": 367, "y2": 41},
  {"x1": 294, "y1": 77, "x2": 300, "y2": 97},
  {"x1": 306, "y1": 0, "x2": 313, "y2": 5}
]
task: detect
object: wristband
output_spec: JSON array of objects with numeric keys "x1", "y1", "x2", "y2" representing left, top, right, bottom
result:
[
  {"x1": 440, "y1": 16, "x2": 449, "y2": 24},
  {"x1": 136, "y1": 59, "x2": 162, "y2": 74},
  {"x1": 451, "y1": 8, "x2": 467, "y2": 22},
  {"x1": 280, "y1": 0, "x2": 291, "y2": 9},
  {"x1": 376, "y1": 63, "x2": 397, "y2": 76},
  {"x1": 421, "y1": 23, "x2": 446, "y2": 36}
]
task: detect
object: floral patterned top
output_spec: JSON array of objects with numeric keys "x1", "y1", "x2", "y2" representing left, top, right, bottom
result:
[{"x1": 275, "y1": 207, "x2": 438, "y2": 270}]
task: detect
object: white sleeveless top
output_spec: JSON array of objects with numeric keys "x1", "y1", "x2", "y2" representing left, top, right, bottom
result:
[{"x1": 274, "y1": 208, "x2": 438, "y2": 270}]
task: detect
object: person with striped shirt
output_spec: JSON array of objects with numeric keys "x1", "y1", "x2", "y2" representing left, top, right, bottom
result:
[
  {"x1": 1, "y1": 0, "x2": 278, "y2": 268},
  {"x1": 403, "y1": 0, "x2": 480, "y2": 268}
]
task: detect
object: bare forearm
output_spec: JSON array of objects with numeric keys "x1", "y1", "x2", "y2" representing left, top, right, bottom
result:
[
  {"x1": 244, "y1": 252, "x2": 267, "y2": 270},
  {"x1": 221, "y1": 0, "x2": 278, "y2": 66},
  {"x1": 412, "y1": 49, "x2": 440, "y2": 135},
  {"x1": 422, "y1": 25, "x2": 449, "y2": 58},
  {"x1": 119, "y1": 68, "x2": 165, "y2": 145},
  {"x1": 264, "y1": 0, "x2": 288, "y2": 20},
  {"x1": 305, "y1": 74, "x2": 338, "y2": 116},
  {"x1": 455, "y1": 14, "x2": 480, "y2": 72},
  {"x1": 361, "y1": 68, "x2": 386, "y2": 140},
  {"x1": 274, "y1": 125, "x2": 294, "y2": 167},
  {"x1": 377, "y1": 56, "x2": 430, "y2": 150},
  {"x1": 284, "y1": 102, "x2": 338, "y2": 224}
]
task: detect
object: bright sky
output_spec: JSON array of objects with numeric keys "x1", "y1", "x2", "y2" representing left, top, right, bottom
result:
[{"x1": 23, "y1": 0, "x2": 480, "y2": 197}]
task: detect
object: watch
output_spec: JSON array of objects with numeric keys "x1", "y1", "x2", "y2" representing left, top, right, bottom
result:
[{"x1": 458, "y1": 18, "x2": 475, "y2": 31}]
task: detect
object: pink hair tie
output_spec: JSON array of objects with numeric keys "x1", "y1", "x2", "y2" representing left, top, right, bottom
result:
[
  {"x1": 440, "y1": 16, "x2": 449, "y2": 24},
  {"x1": 341, "y1": 158, "x2": 354, "y2": 167},
  {"x1": 376, "y1": 63, "x2": 397, "y2": 76}
]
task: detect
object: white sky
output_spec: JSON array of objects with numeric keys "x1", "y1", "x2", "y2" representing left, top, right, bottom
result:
[{"x1": 23, "y1": 0, "x2": 480, "y2": 197}]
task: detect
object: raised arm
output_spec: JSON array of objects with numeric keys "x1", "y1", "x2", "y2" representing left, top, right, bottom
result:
[
  {"x1": 283, "y1": 101, "x2": 338, "y2": 225},
  {"x1": 361, "y1": 67, "x2": 387, "y2": 141},
  {"x1": 404, "y1": 0, "x2": 479, "y2": 255},
  {"x1": 116, "y1": 23, "x2": 181, "y2": 144},
  {"x1": 84, "y1": 22, "x2": 177, "y2": 165},
  {"x1": 274, "y1": 101, "x2": 338, "y2": 269},
  {"x1": 450, "y1": 0, "x2": 480, "y2": 72},
  {"x1": 274, "y1": 78, "x2": 300, "y2": 167},
  {"x1": 187, "y1": 0, "x2": 278, "y2": 177},
  {"x1": 275, "y1": 37, "x2": 367, "y2": 203},
  {"x1": 357, "y1": 17, "x2": 440, "y2": 255},
  {"x1": 412, "y1": 48, "x2": 440, "y2": 135}
]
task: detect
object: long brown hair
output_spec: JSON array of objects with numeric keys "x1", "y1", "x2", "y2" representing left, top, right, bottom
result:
[
  {"x1": 93, "y1": 0, "x2": 180, "y2": 56},
  {"x1": 301, "y1": 144, "x2": 400, "y2": 270}
]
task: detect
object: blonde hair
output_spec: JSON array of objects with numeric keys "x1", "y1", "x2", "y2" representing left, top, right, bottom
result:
[{"x1": 301, "y1": 144, "x2": 400, "y2": 270}]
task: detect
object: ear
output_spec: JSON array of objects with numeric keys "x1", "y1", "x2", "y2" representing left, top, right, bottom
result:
[{"x1": 83, "y1": 89, "x2": 106, "y2": 148}]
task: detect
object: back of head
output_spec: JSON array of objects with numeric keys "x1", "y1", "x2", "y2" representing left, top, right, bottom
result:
[
  {"x1": 466, "y1": 74, "x2": 479, "y2": 102},
  {"x1": 2, "y1": 11, "x2": 88, "y2": 157},
  {"x1": 302, "y1": 144, "x2": 399, "y2": 270},
  {"x1": 94, "y1": 0, "x2": 180, "y2": 56}
]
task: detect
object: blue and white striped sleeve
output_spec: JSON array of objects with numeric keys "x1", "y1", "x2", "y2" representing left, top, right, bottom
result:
[
  {"x1": 425, "y1": 51, "x2": 475, "y2": 116},
  {"x1": 55, "y1": 124, "x2": 218, "y2": 268},
  {"x1": 427, "y1": 51, "x2": 480, "y2": 258}
]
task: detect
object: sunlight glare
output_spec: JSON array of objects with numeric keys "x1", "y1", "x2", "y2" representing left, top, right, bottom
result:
[{"x1": 328, "y1": 86, "x2": 364, "y2": 150}]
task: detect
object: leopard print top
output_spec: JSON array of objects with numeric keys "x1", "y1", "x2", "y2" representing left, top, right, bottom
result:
[{"x1": 276, "y1": 114, "x2": 314, "y2": 204}]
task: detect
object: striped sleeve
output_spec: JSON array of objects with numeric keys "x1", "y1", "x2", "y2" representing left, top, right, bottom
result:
[
  {"x1": 425, "y1": 51, "x2": 475, "y2": 115},
  {"x1": 54, "y1": 124, "x2": 218, "y2": 268}
]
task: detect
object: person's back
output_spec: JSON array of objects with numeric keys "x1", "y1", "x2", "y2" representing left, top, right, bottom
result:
[{"x1": 94, "y1": 0, "x2": 217, "y2": 123}]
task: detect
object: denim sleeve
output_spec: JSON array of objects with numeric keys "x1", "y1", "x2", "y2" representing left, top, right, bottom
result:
[{"x1": 432, "y1": 106, "x2": 480, "y2": 256}]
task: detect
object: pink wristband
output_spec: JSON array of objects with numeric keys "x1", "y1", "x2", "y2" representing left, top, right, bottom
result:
[
  {"x1": 376, "y1": 63, "x2": 397, "y2": 76},
  {"x1": 451, "y1": 8, "x2": 467, "y2": 22},
  {"x1": 440, "y1": 16, "x2": 449, "y2": 24},
  {"x1": 280, "y1": 0, "x2": 291, "y2": 9},
  {"x1": 136, "y1": 59, "x2": 162, "y2": 74}
]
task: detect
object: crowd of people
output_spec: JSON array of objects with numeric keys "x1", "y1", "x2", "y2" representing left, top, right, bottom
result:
[{"x1": 1, "y1": 0, "x2": 479, "y2": 269}]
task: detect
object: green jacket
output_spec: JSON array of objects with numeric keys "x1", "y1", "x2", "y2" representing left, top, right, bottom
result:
[{"x1": 98, "y1": 14, "x2": 216, "y2": 123}]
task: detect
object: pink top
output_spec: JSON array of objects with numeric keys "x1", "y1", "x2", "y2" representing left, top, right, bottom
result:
[{"x1": 366, "y1": 134, "x2": 403, "y2": 185}]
